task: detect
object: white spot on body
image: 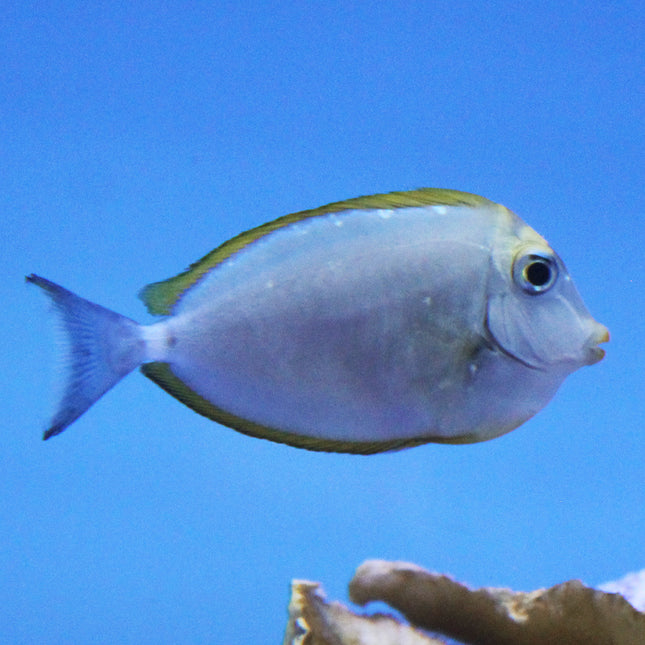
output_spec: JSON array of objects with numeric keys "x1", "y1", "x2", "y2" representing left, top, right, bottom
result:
[
  {"x1": 433, "y1": 205, "x2": 448, "y2": 215},
  {"x1": 437, "y1": 377, "x2": 453, "y2": 390},
  {"x1": 378, "y1": 209, "x2": 394, "y2": 219}
]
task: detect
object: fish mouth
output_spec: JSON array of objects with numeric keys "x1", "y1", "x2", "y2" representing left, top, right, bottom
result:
[{"x1": 586, "y1": 323, "x2": 610, "y2": 365}]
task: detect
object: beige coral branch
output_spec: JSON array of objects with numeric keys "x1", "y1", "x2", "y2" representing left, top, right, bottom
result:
[
  {"x1": 283, "y1": 579, "x2": 444, "y2": 645},
  {"x1": 349, "y1": 560, "x2": 645, "y2": 645},
  {"x1": 283, "y1": 561, "x2": 645, "y2": 645}
]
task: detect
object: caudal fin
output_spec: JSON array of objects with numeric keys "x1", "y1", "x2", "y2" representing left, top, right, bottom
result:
[{"x1": 27, "y1": 274, "x2": 145, "y2": 439}]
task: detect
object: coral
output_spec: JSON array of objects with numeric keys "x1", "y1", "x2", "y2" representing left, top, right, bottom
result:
[
  {"x1": 283, "y1": 579, "x2": 443, "y2": 645},
  {"x1": 283, "y1": 561, "x2": 645, "y2": 645},
  {"x1": 600, "y1": 569, "x2": 645, "y2": 612}
]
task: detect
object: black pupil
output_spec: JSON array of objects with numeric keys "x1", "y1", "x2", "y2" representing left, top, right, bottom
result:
[{"x1": 526, "y1": 260, "x2": 551, "y2": 287}]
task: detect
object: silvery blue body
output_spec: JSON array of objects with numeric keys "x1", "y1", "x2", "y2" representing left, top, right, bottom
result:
[{"x1": 29, "y1": 190, "x2": 608, "y2": 450}]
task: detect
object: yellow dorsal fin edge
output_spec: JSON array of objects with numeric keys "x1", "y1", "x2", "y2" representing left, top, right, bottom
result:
[{"x1": 139, "y1": 188, "x2": 494, "y2": 315}]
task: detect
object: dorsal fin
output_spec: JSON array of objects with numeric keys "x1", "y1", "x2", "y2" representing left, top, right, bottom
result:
[{"x1": 139, "y1": 188, "x2": 495, "y2": 315}]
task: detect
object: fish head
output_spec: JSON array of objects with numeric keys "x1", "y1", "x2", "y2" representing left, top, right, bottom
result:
[{"x1": 486, "y1": 216, "x2": 609, "y2": 373}]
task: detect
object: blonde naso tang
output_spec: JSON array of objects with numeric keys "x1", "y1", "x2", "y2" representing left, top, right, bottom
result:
[{"x1": 28, "y1": 188, "x2": 608, "y2": 453}]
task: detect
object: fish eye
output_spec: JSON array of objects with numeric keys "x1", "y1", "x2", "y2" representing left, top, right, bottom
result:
[{"x1": 513, "y1": 250, "x2": 558, "y2": 294}]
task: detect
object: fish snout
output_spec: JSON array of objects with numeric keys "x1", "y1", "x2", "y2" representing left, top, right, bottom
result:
[{"x1": 585, "y1": 323, "x2": 610, "y2": 365}]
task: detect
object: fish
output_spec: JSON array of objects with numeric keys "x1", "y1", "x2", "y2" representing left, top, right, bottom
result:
[{"x1": 27, "y1": 188, "x2": 608, "y2": 453}]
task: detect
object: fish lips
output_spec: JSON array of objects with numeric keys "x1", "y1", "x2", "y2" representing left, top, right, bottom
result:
[{"x1": 584, "y1": 324, "x2": 610, "y2": 365}]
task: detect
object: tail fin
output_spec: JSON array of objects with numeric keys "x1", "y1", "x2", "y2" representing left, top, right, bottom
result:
[{"x1": 26, "y1": 274, "x2": 145, "y2": 439}]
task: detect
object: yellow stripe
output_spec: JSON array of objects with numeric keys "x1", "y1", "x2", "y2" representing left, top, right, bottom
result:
[{"x1": 139, "y1": 188, "x2": 494, "y2": 315}]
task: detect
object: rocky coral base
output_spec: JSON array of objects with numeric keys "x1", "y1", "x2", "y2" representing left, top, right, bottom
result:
[{"x1": 283, "y1": 560, "x2": 645, "y2": 645}]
